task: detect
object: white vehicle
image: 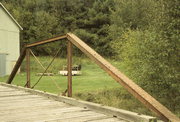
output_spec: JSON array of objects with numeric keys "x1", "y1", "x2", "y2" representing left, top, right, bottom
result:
[
  {"x1": 59, "y1": 65, "x2": 82, "y2": 76},
  {"x1": 59, "y1": 70, "x2": 82, "y2": 76}
]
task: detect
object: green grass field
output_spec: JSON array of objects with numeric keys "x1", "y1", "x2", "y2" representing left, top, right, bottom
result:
[
  {"x1": 0, "y1": 56, "x2": 161, "y2": 116},
  {"x1": 0, "y1": 57, "x2": 122, "y2": 94}
]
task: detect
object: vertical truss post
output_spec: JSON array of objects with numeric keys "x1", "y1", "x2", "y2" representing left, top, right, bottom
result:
[
  {"x1": 26, "y1": 48, "x2": 30, "y2": 88},
  {"x1": 67, "y1": 40, "x2": 72, "y2": 97}
]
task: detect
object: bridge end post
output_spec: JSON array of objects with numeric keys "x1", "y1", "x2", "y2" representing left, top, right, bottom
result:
[{"x1": 6, "y1": 47, "x2": 27, "y2": 84}]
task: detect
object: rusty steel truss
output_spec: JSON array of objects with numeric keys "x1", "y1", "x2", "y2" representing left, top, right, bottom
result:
[{"x1": 6, "y1": 33, "x2": 180, "y2": 122}]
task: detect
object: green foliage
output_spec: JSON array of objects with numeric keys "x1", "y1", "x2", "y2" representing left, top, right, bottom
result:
[
  {"x1": 110, "y1": 0, "x2": 180, "y2": 113},
  {"x1": 74, "y1": 0, "x2": 115, "y2": 56},
  {"x1": 109, "y1": 0, "x2": 164, "y2": 59},
  {"x1": 0, "y1": 0, "x2": 114, "y2": 56}
]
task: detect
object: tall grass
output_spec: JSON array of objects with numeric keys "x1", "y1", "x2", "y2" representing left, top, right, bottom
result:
[{"x1": 74, "y1": 88, "x2": 153, "y2": 116}]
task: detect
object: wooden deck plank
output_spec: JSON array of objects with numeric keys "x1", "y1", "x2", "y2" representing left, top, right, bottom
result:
[
  {"x1": 0, "y1": 92, "x2": 30, "y2": 97},
  {"x1": 0, "y1": 94, "x2": 43, "y2": 100},
  {"x1": 9, "y1": 110, "x2": 109, "y2": 122},
  {"x1": 43, "y1": 114, "x2": 109, "y2": 122},
  {"x1": 0, "y1": 96, "x2": 43, "y2": 102},
  {"x1": 0, "y1": 104, "x2": 69, "y2": 114},
  {"x1": 0, "y1": 96, "x2": 46, "y2": 103},
  {"x1": 0, "y1": 93, "x2": 32, "y2": 98},
  {"x1": 0, "y1": 90, "x2": 26, "y2": 94},
  {"x1": 0, "y1": 106, "x2": 85, "y2": 118},
  {"x1": 0, "y1": 86, "x2": 15, "y2": 90},
  {"x1": 1, "y1": 108, "x2": 87, "y2": 121},
  {"x1": 0, "y1": 83, "x2": 157, "y2": 122},
  {"x1": 0, "y1": 90, "x2": 18, "y2": 92},
  {"x1": 0, "y1": 97, "x2": 54, "y2": 104},
  {"x1": 0, "y1": 90, "x2": 28, "y2": 95},
  {"x1": 88, "y1": 117, "x2": 125, "y2": 122},
  {"x1": 0, "y1": 100, "x2": 69, "y2": 110},
  {"x1": 45, "y1": 115, "x2": 128, "y2": 122}
]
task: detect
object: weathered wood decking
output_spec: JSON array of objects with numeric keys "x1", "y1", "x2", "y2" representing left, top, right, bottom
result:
[{"x1": 0, "y1": 83, "x2": 156, "y2": 122}]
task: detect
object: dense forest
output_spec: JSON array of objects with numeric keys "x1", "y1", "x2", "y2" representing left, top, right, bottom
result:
[{"x1": 1, "y1": 0, "x2": 179, "y2": 114}]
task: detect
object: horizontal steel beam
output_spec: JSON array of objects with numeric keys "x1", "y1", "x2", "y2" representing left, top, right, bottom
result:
[
  {"x1": 26, "y1": 35, "x2": 66, "y2": 48},
  {"x1": 67, "y1": 33, "x2": 180, "y2": 122}
]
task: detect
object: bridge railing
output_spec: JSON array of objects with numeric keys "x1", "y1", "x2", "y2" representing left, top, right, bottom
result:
[{"x1": 6, "y1": 33, "x2": 180, "y2": 122}]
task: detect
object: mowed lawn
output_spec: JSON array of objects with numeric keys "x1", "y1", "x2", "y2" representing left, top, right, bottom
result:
[
  {"x1": 0, "y1": 56, "x2": 159, "y2": 116},
  {"x1": 0, "y1": 57, "x2": 122, "y2": 95},
  {"x1": 1, "y1": 57, "x2": 179, "y2": 117}
]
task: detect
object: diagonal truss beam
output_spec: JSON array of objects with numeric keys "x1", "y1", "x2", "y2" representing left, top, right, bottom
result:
[
  {"x1": 6, "y1": 33, "x2": 179, "y2": 122},
  {"x1": 29, "y1": 49, "x2": 61, "y2": 90},
  {"x1": 31, "y1": 48, "x2": 61, "y2": 89},
  {"x1": 66, "y1": 33, "x2": 179, "y2": 122},
  {"x1": 7, "y1": 47, "x2": 26, "y2": 84}
]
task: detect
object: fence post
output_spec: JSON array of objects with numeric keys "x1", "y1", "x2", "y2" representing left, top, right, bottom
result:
[
  {"x1": 67, "y1": 40, "x2": 72, "y2": 97},
  {"x1": 26, "y1": 48, "x2": 30, "y2": 88}
]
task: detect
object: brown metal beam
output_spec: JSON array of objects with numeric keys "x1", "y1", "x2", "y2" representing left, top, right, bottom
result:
[
  {"x1": 26, "y1": 48, "x2": 30, "y2": 88},
  {"x1": 26, "y1": 35, "x2": 66, "y2": 48},
  {"x1": 67, "y1": 40, "x2": 72, "y2": 97},
  {"x1": 66, "y1": 33, "x2": 180, "y2": 122},
  {"x1": 6, "y1": 35, "x2": 66, "y2": 84},
  {"x1": 6, "y1": 47, "x2": 27, "y2": 84}
]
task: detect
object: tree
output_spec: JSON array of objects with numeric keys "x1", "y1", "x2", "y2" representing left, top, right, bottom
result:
[
  {"x1": 74, "y1": 0, "x2": 114, "y2": 56},
  {"x1": 110, "y1": 0, "x2": 180, "y2": 113}
]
